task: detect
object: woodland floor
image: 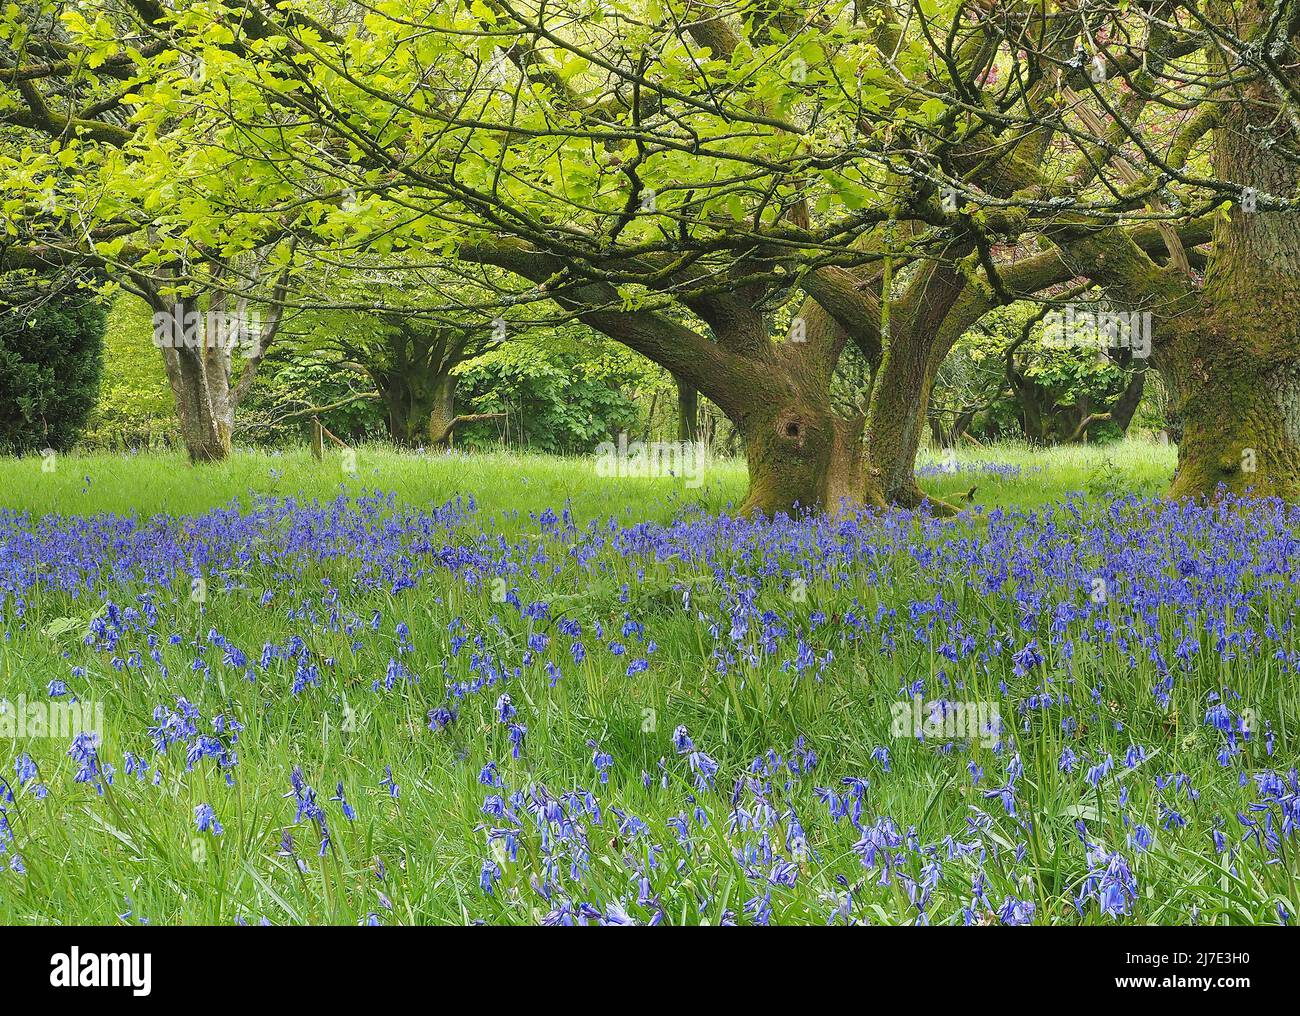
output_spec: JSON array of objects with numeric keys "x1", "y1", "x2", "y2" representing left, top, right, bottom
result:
[{"x1": 2, "y1": 439, "x2": 1295, "y2": 926}]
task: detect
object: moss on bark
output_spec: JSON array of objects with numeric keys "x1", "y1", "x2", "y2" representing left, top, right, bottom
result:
[{"x1": 737, "y1": 397, "x2": 884, "y2": 516}]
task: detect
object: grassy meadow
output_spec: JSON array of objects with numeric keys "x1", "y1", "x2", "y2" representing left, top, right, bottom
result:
[
  {"x1": 0, "y1": 438, "x2": 1174, "y2": 518},
  {"x1": 3, "y1": 438, "x2": 1297, "y2": 926}
]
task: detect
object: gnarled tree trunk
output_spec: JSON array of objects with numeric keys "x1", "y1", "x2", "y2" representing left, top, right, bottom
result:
[
  {"x1": 360, "y1": 318, "x2": 502, "y2": 449},
  {"x1": 725, "y1": 302, "x2": 884, "y2": 517},
  {"x1": 462, "y1": 243, "x2": 883, "y2": 517},
  {"x1": 739, "y1": 394, "x2": 877, "y2": 516},
  {"x1": 379, "y1": 375, "x2": 438, "y2": 446}
]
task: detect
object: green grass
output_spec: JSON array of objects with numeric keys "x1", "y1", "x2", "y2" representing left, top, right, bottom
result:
[
  {"x1": 1, "y1": 438, "x2": 1293, "y2": 927},
  {"x1": 0, "y1": 438, "x2": 1175, "y2": 518},
  {"x1": 0, "y1": 445, "x2": 745, "y2": 522},
  {"x1": 914, "y1": 438, "x2": 1176, "y2": 506}
]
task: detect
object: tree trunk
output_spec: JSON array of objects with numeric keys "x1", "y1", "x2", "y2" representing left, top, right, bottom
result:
[
  {"x1": 697, "y1": 304, "x2": 886, "y2": 517},
  {"x1": 1159, "y1": 340, "x2": 1300, "y2": 504},
  {"x1": 158, "y1": 318, "x2": 234, "y2": 463},
  {"x1": 375, "y1": 367, "x2": 443, "y2": 447},
  {"x1": 427, "y1": 373, "x2": 458, "y2": 446},
  {"x1": 1109, "y1": 365, "x2": 1146, "y2": 434},
  {"x1": 381, "y1": 385, "x2": 433, "y2": 445},
  {"x1": 1161, "y1": 33, "x2": 1300, "y2": 501},
  {"x1": 1162, "y1": 339, "x2": 1300, "y2": 500},
  {"x1": 950, "y1": 407, "x2": 978, "y2": 445},
  {"x1": 1017, "y1": 379, "x2": 1048, "y2": 443},
  {"x1": 865, "y1": 325, "x2": 939, "y2": 508},
  {"x1": 673, "y1": 372, "x2": 699, "y2": 443},
  {"x1": 737, "y1": 394, "x2": 882, "y2": 516},
  {"x1": 151, "y1": 280, "x2": 282, "y2": 464}
]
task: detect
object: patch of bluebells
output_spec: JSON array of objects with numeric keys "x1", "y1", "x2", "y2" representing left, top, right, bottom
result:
[
  {"x1": 3, "y1": 490, "x2": 1299, "y2": 922},
  {"x1": 914, "y1": 461, "x2": 1035, "y2": 481}
]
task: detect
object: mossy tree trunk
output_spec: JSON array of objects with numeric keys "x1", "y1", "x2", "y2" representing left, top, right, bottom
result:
[
  {"x1": 1160, "y1": 315, "x2": 1300, "y2": 501},
  {"x1": 724, "y1": 300, "x2": 884, "y2": 517},
  {"x1": 737, "y1": 387, "x2": 876, "y2": 516},
  {"x1": 1161, "y1": 309, "x2": 1300, "y2": 500},
  {"x1": 1160, "y1": 35, "x2": 1300, "y2": 500}
]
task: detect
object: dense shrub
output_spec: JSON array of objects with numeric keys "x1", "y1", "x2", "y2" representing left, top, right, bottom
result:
[
  {"x1": 0, "y1": 289, "x2": 107, "y2": 453},
  {"x1": 454, "y1": 342, "x2": 644, "y2": 453}
]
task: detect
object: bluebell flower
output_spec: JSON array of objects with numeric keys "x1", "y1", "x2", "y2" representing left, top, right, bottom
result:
[
  {"x1": 331, "y1": 783, "x2": 356, "y2": 821},
  {"x1": 997, "y1": 896, "x2": 1036, "y2": 925},
  {"x1": 194, "y1": 803, "x2": 223, "y2": 835}
]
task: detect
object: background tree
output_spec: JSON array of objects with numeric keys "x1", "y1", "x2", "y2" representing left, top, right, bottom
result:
[
  {"x1": 454, "y1": 334, "x2": 647, "y2": 452},
  {"x1": 0, "y1": 0, "x2": 306, "y2": 461},
  {"x1": 932, "y1": 301, "x2": 1150, "y2": 446},
  {"x1": 311, "y1": 309, "x2": 503, "y2": 447}
]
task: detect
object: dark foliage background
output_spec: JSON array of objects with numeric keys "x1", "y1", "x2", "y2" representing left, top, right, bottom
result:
[{"x1": 0, "y1": 288, "x2": 106, "y2": 453}]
